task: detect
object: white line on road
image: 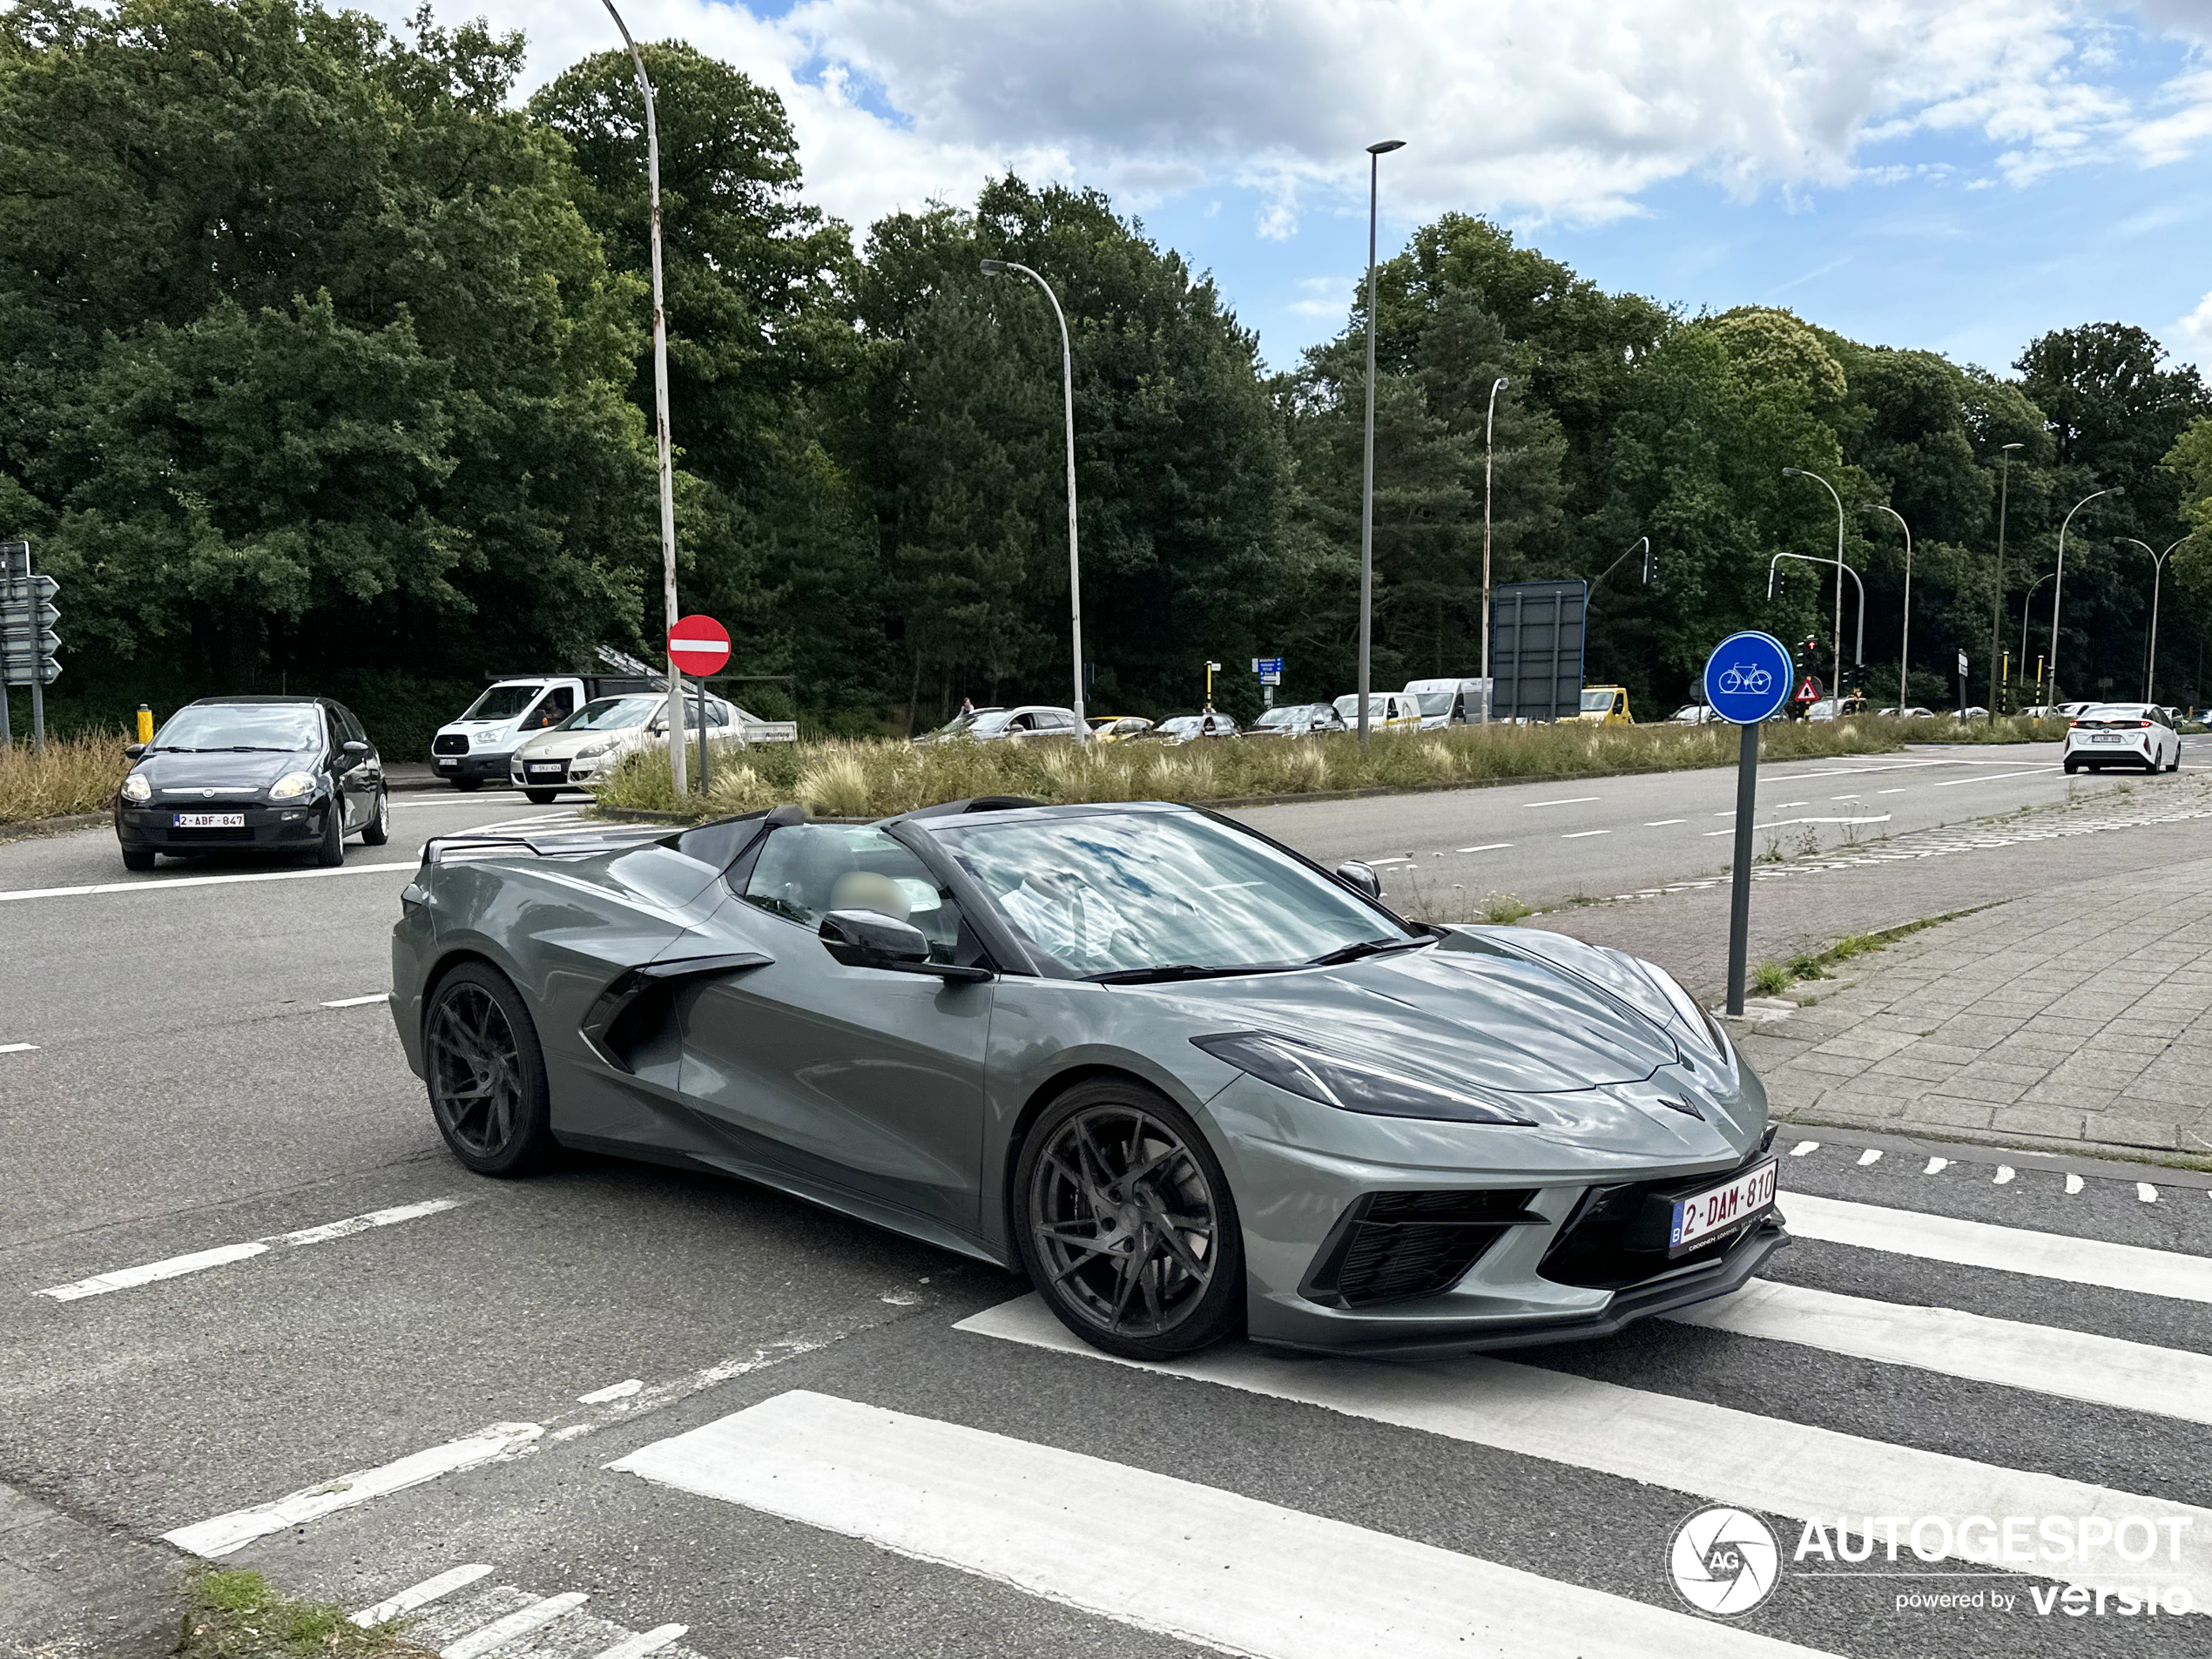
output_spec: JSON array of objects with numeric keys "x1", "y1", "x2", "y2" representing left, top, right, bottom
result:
[
  {"x1": 1856, "y1": 1149, "x2": 1882, "y2": 1165},
  {"x1": 350, "y1": 1565, "x2": 494, "y2": 1628},
  {"x1": 1455, "y1": 842, "x2": 1513, "y2": 853},
  {"x1": 1784, "y1": 1191, "x2": 2212, "y2": 1304},
  {"x1": 0, "y1": 1042, "x2": 36, "y2": 1054},
  {"x1": 1366, "y1": 856, "x2": 1414, "y2": 867},
  {"x1": 1878, "y1": 787, "x2": 1906, "y2": 793},
  {"x1": 1561, "y1": 830, "x2": 1610, "y2": 839},
  {"x1": 611, "y1": 1389, "x2": 1831, "y2": 1659},
  {"x1": 1521, "y1": 796, "x2": 1601, "y2": 809},
  {"x1": 2140, "y1": 1184, "x2": 2161, "y2": 1204},
  {"x1": 320, "y1": 994, "x2": 389, "y2": 1009},
  {"x1": 1923, "y1": 1157, "x2": 1949, "y2": 1175},
  {"x1": 1643, "y1": 819, "x2": 1686, "y2": 826},
  {"x1": 0, "y1": 861, "x2": 415, "y2": 904},
  {"x1": 165, "y1": 1423, "x2": 543, "y2": 1557},
  {"x1": 37, "y1": 1197, "x2": 465, "y2": 1301},
  {"x1": 442, "y1": 1593, "x2": 590, "y2": 1659},
  {"x1": 1791, "y1": 1141, "x2": 1820, "y2": 1156},
  {"x1": 589, "y1": 1625, "x2": 690, "y2": 1659},
  {"x1": 578, "y1": 1379, "x2": 644, "y2": 1404},
  {"x1": 956, "y1": 1298, "x2": 2212, "y2": 1603},
  {"x1": 1932, "y1": 768, "x2": 2056, "y2": 786},
  {"x1": 2067, "y1": 1174, "x2": 2085, "y2": 1195},
  {"x1": 1669, "y1": 1279, "x2": 2212, "y2": 1425}
]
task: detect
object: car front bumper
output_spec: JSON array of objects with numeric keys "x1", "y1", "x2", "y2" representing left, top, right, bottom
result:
[
  {"x1": 512, "y1": 755, "x2": 607, "y2": 788},
  {"x1": 433, "y1": 751, "x2": 512, "y2": 783},
  {"x1": 115, "y1": 800, "x2": 332, "y2": 853}
]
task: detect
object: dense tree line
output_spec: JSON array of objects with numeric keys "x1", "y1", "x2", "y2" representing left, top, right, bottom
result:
[{"x1": 5, "y1": 0, "x2": 2209, "y2": 752}]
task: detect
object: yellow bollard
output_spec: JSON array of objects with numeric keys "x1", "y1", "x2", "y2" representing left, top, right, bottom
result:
[{"x1": 136, "y1": 704, "x2": 153, "y2": 744}]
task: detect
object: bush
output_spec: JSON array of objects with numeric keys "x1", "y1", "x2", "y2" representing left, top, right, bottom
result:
[{"x1": 0, "y1": 731, "x2": 128, "y2": 824}]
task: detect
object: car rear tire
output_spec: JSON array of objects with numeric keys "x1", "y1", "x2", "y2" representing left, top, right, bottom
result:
[
  {"x1": 120, "y1": 846, "x2": 155, "y2": 872},
  {"x1": 361, "y1": 788, "x2": 390, "y2": 845},
  {"x1": 1013, "y1": 1079, "x2": 1243, "y2": 1360},
  {"x1": 314, "y1": 801, "x2": 346, "y2": 867},
  {"x1": 422, "y1": 963, "x2": 556, "y2": 1177},
  {"x1": 523, "y1": 788, "x2": 558, "y2": 805},
  {"x1": 2063, "y1": 758, "x2": 2080, "y2": 774}
]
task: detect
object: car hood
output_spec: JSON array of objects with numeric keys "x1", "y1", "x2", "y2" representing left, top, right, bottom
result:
[
  {"x1": 132, "y1": 750, "x2": 317, "y2": 795},
  {"x1": 519, "y1": 728, "x2": 644, "y2": 759},
  {"x1": 1151, "y1": 934, "x2": 1683, "y2": 1095}
]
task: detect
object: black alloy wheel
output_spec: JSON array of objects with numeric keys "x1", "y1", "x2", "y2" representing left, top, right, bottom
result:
[
  {"x1": 423, "y1": 964, "x2": 556, "y2": 1176},
  {"x1": 361, "y1": 787, "x2": 390, "y2": 846},
  {"x1": 1015, "y1": 1081, "x2": 1242, "y2": 1359}
]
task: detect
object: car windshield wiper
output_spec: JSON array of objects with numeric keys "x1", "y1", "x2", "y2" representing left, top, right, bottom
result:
[
  {"x1": 212, "y1": 744, "x2": 295, "y2": 752},
  {"x1": 1086, "y1": 962, "x2": 1300, "y2": 985},
  {"x1": 1305, "y1": 936, "x2": 1429, "y2": 968}
]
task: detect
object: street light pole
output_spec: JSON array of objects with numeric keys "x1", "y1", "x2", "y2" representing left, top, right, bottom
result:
[
  {"x1": 1988, "y1": 442, "x2": 2021, "y2": 712},
  {"x1": 1783, "y1": 467, "x2": 1851, "y2": 695},
  {"x1": 1872, "y1": 505, "x2": 1912, "y2": 711},
  {"x1": 2020, "y1": 572, "x2": 2054, "y2": 702},
  {"x1": 2116, "y1": 537, "x2": 2186, "y2": 703},
  {"x1": 1478, "y1": 374, "x2": 1507, "y2": 725},
  {"x1": 2048, "y1": 486, "x2": 2119, "y2": 706},
  {"x1": 980, "y1": 258, "x2": 1084, "y2": 729},
  {"x1": 1357, "y1": 138, "x2": 1405, "y2": 755},
  {"x1": 598, "y1": 0, "x2": 685, "y2": 793}
]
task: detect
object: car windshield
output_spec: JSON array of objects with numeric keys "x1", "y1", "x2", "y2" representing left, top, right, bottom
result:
[
  {"x1": 559, "y1": 697, "x2": 658, "y2": 732},
  {"x1": 931, "y1": 710, "x2": 1012, "y2": 738},
  {"x1": 1413, "y1": 691, "x2": 1454, "y2": 716},
  {"x1": 1252, "y1": 709, "x2": 1298, "y2": 729},
  {"x1": 153, "y1": 705, "x2": 322, "y2": 752},
  {"x1": 935, "y1": 810, "x2": 1420, "y2": 979},
  {"x1": 1670, "y1": 705, "x2": 1701, "y2": 720},
  {"x1": 1158, "y1": 717, "x2": 1201, "y2": 736},
  {"x1": 462, "y1": 684, "x2": 545, "y2": 721},
  {"x1": 1580, "y1": 690, "x2": 1614, "y2": 712}
]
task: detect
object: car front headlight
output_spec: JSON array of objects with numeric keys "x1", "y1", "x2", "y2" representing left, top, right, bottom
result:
[
  {"x1": 268, "y1": 771, "x2": 320, "y2": 801},
  {"x1": 573, "y1": 738, "x2": 617, "y2": 758},
  {"x1": 120, "y1": 772, "x2": 152, "y2": 803},
  {"x1": 1192, "y1": 1030, "x2": 1534, "y2": 1125}
]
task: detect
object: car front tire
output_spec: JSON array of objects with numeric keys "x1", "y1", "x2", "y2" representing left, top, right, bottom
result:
[
  {"x1": 523, "y1": 788, "x2": 558, "y2": 805},
  {"x1": 314, "y1": 801, "x2": 346, "y2": 867},
  {"x1": 1013, "y1": 1079, "x2": 1244, "y2": 1360},
  {"x1": 449, "y1": 776, "x2": 483, "y2": 792},
  {"x1": 361, "y1": 788, "x2": 390, "y2": 845},
  {"x1": 422, "y1": 963, "x2": 556, "y2": 1177}
]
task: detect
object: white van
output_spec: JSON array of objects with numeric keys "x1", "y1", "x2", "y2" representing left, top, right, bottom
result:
[
  {"x1": 1332, "y1": 691, "x2": 1425, "y2": 732},
  {"x1": 1401, "y1": 678, "x2": 1491, "y2": 730}
]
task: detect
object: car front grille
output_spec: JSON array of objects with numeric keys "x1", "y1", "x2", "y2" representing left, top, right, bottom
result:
[
  {"x1": 165, "y1": 826, "x2": 257, "y2": 843},
  {"x1": 1302, "y1": 1189, "x2": 1541, "y2": 1307},
  {"x1": 1538, "y1": 1130, "x2": 1777, "y2": 1291},
  {"x1": 521, "y1": 759, "x2": 570, "y2": 782},
  {"x1": 432, "y1": 734, "x2": 469, "y2": 755}
]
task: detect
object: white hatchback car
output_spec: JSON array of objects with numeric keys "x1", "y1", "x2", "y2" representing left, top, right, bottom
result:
[{"x1": 2062, "y1": 704, "x2": 2181, "y2": 774}]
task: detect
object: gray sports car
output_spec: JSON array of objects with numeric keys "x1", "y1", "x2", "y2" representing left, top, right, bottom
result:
[{"x1": 391, "y1": 799, "x2": 1785, "y2": 1359}]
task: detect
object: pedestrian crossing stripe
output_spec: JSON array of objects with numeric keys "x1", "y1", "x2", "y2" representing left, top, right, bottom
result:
[{"x1": 610, "y1": 1389, "x2": 1838, "y2": 1659}]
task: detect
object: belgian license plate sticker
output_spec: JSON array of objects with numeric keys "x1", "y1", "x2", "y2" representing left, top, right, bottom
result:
[
  {"x1": 172, "y1": 813, "x2": 245, "y2": 828},
  {"x1": 2089, "y1": 733, "x2": 2121, "y2": 743},
  {"x1": 1670, "y1": 1160, "x2": 1777, "y2": 1251},
  {"x1": 528, "y1": 764, "x2": 562, "y2": 775}
]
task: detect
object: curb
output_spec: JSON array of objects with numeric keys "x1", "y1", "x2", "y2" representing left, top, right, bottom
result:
[
  {"x1": 0, "y1": 809, "x2": 106, "y2": 845},
  {"x1": 1774, "y1": 1117, "x2": 2212, "y2": 1182}
]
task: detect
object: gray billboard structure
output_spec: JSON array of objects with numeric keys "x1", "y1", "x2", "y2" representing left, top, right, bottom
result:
[{"x1": 1489, "y1": 578, "x2": 1588, "y2": 723}]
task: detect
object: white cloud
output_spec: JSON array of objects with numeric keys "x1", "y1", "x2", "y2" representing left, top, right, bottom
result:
[
  {"x1": 356, "y1": 1, "x2": 2212, "y2": 240},
  {"x1": 2174, "y1": 288, "x2": 2212, "y2": 363}
]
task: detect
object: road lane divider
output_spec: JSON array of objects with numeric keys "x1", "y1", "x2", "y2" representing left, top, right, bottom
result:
[
  {"x1": 0, "y1": 861, "x2": 415, "y2": 904},
  {"x1": 0, "y1": 1042, "x2": 36, "y2": 1054},
  {"x1": 442, "y1": 1593, "x2": 590, "y2": 1659},
  {"x1": 321, "y1": 994, "x2": 390, "y2": 1008},
  {"x1": 610, "y1": 1389, "x2": 1838, "y2": 1659},
  {"x1": 37, "y1": 1197, "x2": 466, "y2": 1302},
  {"x1": 1522, "y1": 796, "x2": 1601, "y2": 808},
  {"x1": 1455, "y1": 842, "x2": 1512, "y2": 853}
]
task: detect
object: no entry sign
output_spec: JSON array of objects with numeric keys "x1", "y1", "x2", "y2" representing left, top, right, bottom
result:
[{"x1": 667, "y1": 613, "x2": 730, "y2": 678}]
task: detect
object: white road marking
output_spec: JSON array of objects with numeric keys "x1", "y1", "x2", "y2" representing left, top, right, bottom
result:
[
  {"x1": 1455, "y1": 842, "x2": 1513, "y2": 853},
  {"x1": 1857, "y1": 1149, "x2": 1883, "y2": 1166},
  {"x1": 1922, "y1": 1157, "x2": 1949, "y2": 1175},
  {"x1": 956, "y1": 1298, "x2": 2212, "y2": 1602},
  {"x1": 320, "y1": 994, "x2": 389, "y2": 1008},
  {"x1": 0, "y1": 1042, "x2": 37, "y2": 1054},
  {"x1": 2066, "y1": 1173, "x2": 2085, "y2": 1194},
  {"x1": 1366, "y1": 856, "x2": 1414, "y2": 867},
  {"x1": 1932, "y1": 768, "x2": 2055, "y2": 786},
  {"x1": 349, "y1": 1564, "x2": 494, "y2": 1628},
  {"x1": 1878, "y1": 787, "x2": 1907, "y2": 793},
  {"x1": 578, "y1": 1379, "x2": 644, "y2": 1405},
  {"x1": 1770, "y1": 800, "x2": 1809, "y2": 809},
  {"x1": 612, "y1": 1390, "x2": 1832, "y2": 1659},
  {"x1": 1669, "y1": 1279, "x2": 2212, "y2": 1425},
  {"x1": 37, "y1": 1197, "x2": 464, "y2": 1300},
  {"x1": 1790, "y1": 1140, "x2": 1820, "y2": 1156},
  {"x1": 442, "y1": 1592, "x2": 590, "y2": 1659},
  {"x1": 1561, "y1": 829, "x2": 1610, "y2": 839},
  {"x1": 0, "y1": 861, "x2": 415, "y2": 904},
  {"x1": 1522, "y1": 796, "x2": 1601, "y2": 809},
  {"x1": 2140, "y1": 1184, "x2": 2161, "y2": 1204},
  {"x1": 589, "y1": 1626, "x2": 690, "y2": 1659},
  {"x1": 1643, "y1": 819, "x2": 1686, "y2": 826},
  {"x1": 1829, "y1": 793, "x2": 1859, "y2": 800},
  {"x1": 1994, "y1": 1165, "x2": 2015, "y2": 1185},
  {"x1": 1783, "y1": 1191, "x2": 2212, "y2": 1304},
  {"x1": 165, "y1": 1422, "x2": 543, "y2": 1556}
]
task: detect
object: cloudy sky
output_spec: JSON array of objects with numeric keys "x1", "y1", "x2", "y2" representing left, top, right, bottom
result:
[{"x1": 360, "y1": 0, "x2": 2212, "y2": 374}]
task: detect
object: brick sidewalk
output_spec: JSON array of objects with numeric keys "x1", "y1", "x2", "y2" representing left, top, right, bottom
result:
[{"x1": 1736, "y1": 853, "x2": 2212, "y2": 1162}]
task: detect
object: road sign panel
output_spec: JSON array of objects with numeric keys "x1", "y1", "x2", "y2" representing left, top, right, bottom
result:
[
  {"x1": 0, "y1": 629, "x2": 59, "y2": 656},
  {"x1": 1957, "y1": 650, "x2": 1969, "y2": 678},
  {"x1": 1703, "y1": 631, "x2": 1794, "y2": 725},
  {"x1": 1, "y1": 658, "x2": 59, "y2": 685},
  {"x1": 667, "y1": 614, "x2": 731, "y2": 678}
]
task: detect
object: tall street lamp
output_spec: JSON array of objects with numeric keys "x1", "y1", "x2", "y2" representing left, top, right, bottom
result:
[
  {"x1": 1477, "y1": 374, "x2": 1507, "y2": 725},
  {"x1": 1357, "y1": 138, "x2": 1405, "y2": 754},
  {"x1": 2020, "y1": 571, "x2": 2054, "y2": 703},
  {"x1": 981, "y1": 258, "x2": 1084, "y2": 730},
  {"x1": 2048, "y1": 485, "x2": 2120, "y2": 706},
  {"x1": 1987, "y1": 442, "x2": 2021, "y2": 711},
  {"x1": 1783, "y1": 466, "x2": 1849, "y2": 697},
  {"x1": 1871, "y1": 504, "x2": 1912, "y2": 711},
  {"x1": 598, "y1": 0, "x2": 686, "y2": 792},
  {"x1": 2117, "y1": 536, "x2": 2187, "y2": 703}
]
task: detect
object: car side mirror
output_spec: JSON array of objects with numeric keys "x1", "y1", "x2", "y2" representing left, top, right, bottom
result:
[
  {"x1": 818, "y1": 909, "x2": 991, "y2": 982},
  {"x1": 1335, "y1": 860, "x2": 1383, "y2": 901},
  {"x1": 125, "y1": 742, "x2": 146, "y2": 759},
  {"x1": 341, "y1": 740, "x2": 368, "y2": 759}
]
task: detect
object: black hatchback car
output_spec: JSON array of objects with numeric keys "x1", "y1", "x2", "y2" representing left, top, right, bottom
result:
[{"x1": 114, "y1": 696, "x2": 388, "y2": 871}]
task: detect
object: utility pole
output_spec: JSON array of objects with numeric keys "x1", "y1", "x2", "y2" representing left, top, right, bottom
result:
[
  {"x1": 1356, "y1": 138, "x2": 1405, "y2": 755},
  {"x1": 1988, "y1": 442, "x2": 2020, "y2": 712},
  {"x1": 1478, "y1": 374, "x2": 1507, "y2": 724}
]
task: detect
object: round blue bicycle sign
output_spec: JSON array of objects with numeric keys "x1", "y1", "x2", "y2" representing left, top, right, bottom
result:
[{"x1": 1703, "y1": 631, "x2": 1794, "y2": 725}]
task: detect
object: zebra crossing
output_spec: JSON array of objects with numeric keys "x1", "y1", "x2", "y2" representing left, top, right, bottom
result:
[
  {"x1": 346, "y1": 1563, "x2": 698, "y2": 1659},
  {"x1": 583, "y1": 1153, "x2": 2209, "y2": 1657}
]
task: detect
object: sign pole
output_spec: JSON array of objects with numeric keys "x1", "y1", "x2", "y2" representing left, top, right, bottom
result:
[
  {"x1": 697, "y1": 676, "x2": 710, "y2": 798},
  {"x1": 1726, "y1": 721, "x2": 1758, "y2": 1015}
]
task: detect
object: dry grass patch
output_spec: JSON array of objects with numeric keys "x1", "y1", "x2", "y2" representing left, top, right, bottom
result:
[{"x1": 0, "y1": 730, "x2": 127, "y2": 825}]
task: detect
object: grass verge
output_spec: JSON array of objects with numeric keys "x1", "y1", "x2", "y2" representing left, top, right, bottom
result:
[
  {"x1": 176, "y1": 1568, "x2": 433, "y2": 1659},
  {"x1": 1748, "y1": 908, "x2": 1986, "y2": 999},
  {"x1": 0, "y1": 729, "x2": 127, "y2": 826},
  {"x1": 588, "y1": 715, "x2": 2011, "y2": 824}
]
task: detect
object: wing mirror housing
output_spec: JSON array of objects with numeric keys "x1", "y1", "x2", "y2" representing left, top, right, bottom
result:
[
  {"x1": 341, "y1": 739, "x2": 369, "y2": 759},
  {"x1": 125, "y1": 742, "x2": 147, "y2": 759},
  {"x1": 819, "y1": 909, "x2": 991, "y2": 982},
  {"x1": 1335, "y1": 860, "x2": 1383, "y2": 901}
]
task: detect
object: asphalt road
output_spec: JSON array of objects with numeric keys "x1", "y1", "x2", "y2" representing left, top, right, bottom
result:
[{"x1": 3, "y1": 770, "x2": 2209, "y2": 1658}]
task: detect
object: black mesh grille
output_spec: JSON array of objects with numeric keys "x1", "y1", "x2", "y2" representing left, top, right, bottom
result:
[
  {"x1": 165, "y1": 826, "x2": 255, "y2": 843},
  {"x1": 1306, "y1": 1189, "x2": 1537, "y2": 1307},
  {"x1": 1539, "y1": 1133, "x2": 1777, "y2": 1291},
  {"x1": 432, "y1": 734, "x2": 469, "y2": 755}
]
